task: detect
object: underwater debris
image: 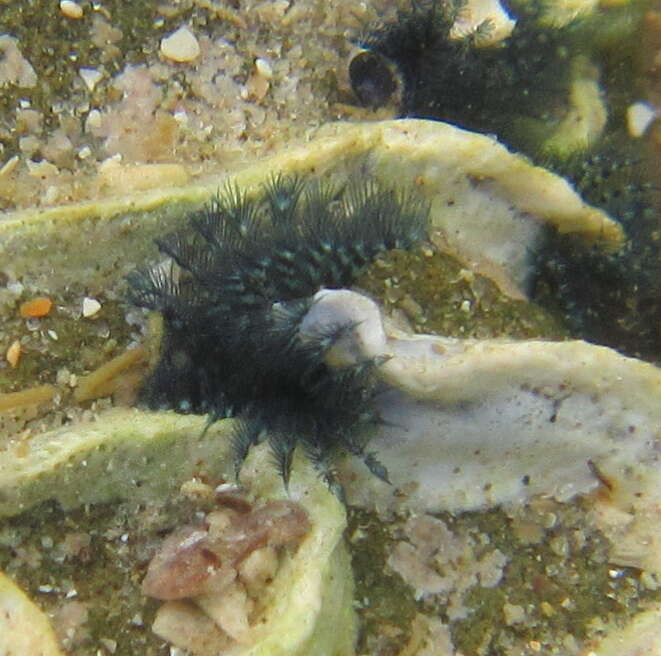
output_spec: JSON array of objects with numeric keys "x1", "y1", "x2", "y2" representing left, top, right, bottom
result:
[
  {"x1": 128, "y1": 175, "x2": 430, "y2": 488},
  {"x1": 144, "y1": 496, "x2": 313, "y2": 652}
]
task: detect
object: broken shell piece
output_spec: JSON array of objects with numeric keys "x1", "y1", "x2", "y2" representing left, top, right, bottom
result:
[
  {"x1": 0, "y1": 571, "x2": 65, "y2": 656},
  {"x1": 60, "y1": 0, "x2": 83, "y2": 19},
  {"x1": 302, "y1": 290, "x2": 661, "y2": 573},
  {"x1": 627, "y1": 100, "x2": 657, "y2": 137},
  {"x1": 82, "y1": 296, "x2": 101, "y2": 318},
  {"x1": 541, "y1": 55, "x2": 608, "y2": 156},
  {"x1": 152, "y1": 600, "x2": 233, "y2": 655},
  {"x1": 0, "y1": 35, "x2": 38, "y2": 88},
  {"x1": 5, "y1": 339, "x2": 21, "y2": 368}
]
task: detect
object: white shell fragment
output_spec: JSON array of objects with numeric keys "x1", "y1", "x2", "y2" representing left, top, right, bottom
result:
[
  {"x1": 255, "y1": 57, "x2": 273, "y2": 79},
  {"x1": 160, "y1": 26, "x2": 201, "y2": 63},
  {"x1": 0, "y1": 571, "x2": 65, "y2": 656},
  {"x1": 79, "y1": 67, "x2": 103, "y2": 92},
  {"x1": 304, "y1": 290, "x2": 661, "y2": 572}
]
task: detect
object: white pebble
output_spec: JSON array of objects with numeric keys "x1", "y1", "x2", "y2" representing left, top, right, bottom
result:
[
  {"x1": 160, "y1": 26, "x2": 200, "y2": 63},
  {"x1": 82, "y1": 297, "x2": 101, "y2": 318},
  {"x1": 79, "y1": 67, "x2": 102, "y2": 92},
  {"x1": 85, "y1": 109, "x2": 102, "y2": 132},
  {"x1": 255, "y1": 57, "x2": 273, "y2": 79},
  {"x1": 626, "y1": 101, "x2": 657, "y2": 138},
  {"x1": 7, "y1": 280, "x2": 24, "y2": 297},
  {"x1": 60, "y1": 0, "x2": 83, "y2": 19}
]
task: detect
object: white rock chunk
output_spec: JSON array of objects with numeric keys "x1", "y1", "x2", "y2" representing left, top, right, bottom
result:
[
  {"x1": 79, "y1": 67, "x2": 102, "y2": 92},
  {"x1": 82, "y1": 297, "x2": 101, "y2": 318},
  {"x1": 0, "y1": 35, "x2": 37, "y2": 88},
  {"x1": 627, "y1": 101, "x2": 657, "y2": 138},
  {"x1": 160, "y1": 26, "x2": 201, "y2": 63}
]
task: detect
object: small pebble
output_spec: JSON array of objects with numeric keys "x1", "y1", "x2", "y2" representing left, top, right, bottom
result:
[
  {"x1": 19, "y1": 296, "x2": 53, "y2": 318},
  {"x1": 626, "y1": 101, "x2": 657, "y2": 137},
  {"x1": 82, "y1": 296, "x2": 101, "y2": 318},
  {"x1": 26, "y1": 160, "x2": 58, "y2": 179},
  {"x1": 255, "y1": 58, "x2": 273, "y2": 79},
  {"x1": 160, "y1": 26, "x2": 200, "y2": 63},
  {"x1": 6, "y1": 340, "x2": 21, "y2": 368},
  {"x1": 503, "y1": 602, "x2": 526, "y2": 625},
  {"x1": 7, "y1": 280, "x2": 24, "y2": 297},
  {"x1": 79, "y1": 67, "x2": 102, "y2": 92},
  {"x1": 85, "y1": 109, "x2": 102, "y2": 132},
  {"x1": 60, "y1": 0, "x2": 83, "y2": 19}
]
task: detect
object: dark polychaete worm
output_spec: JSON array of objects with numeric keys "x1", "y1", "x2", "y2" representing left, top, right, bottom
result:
[{"x1": 128, "y1": 174, "x2": 430, "y2": 493}]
